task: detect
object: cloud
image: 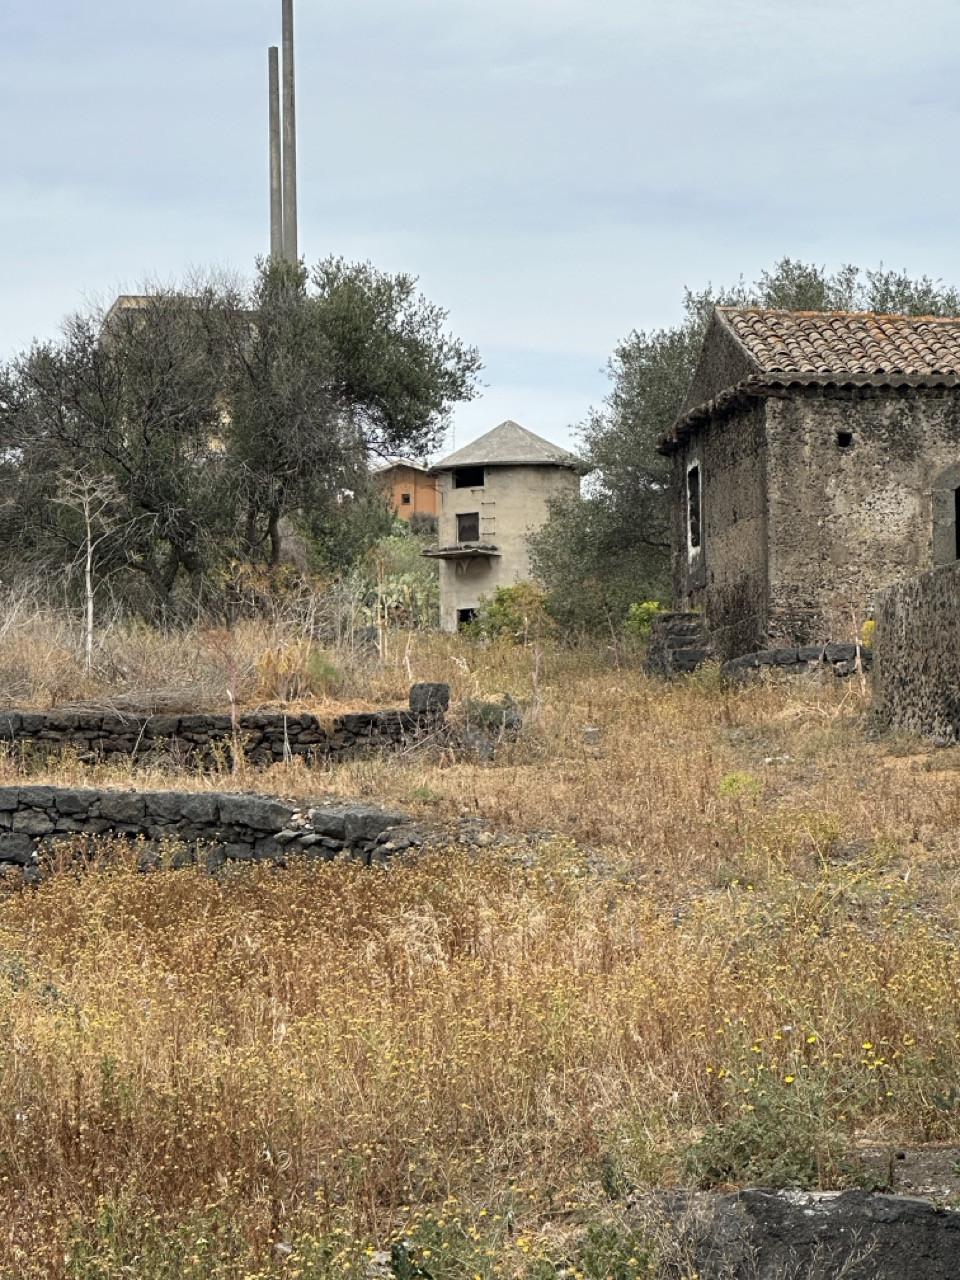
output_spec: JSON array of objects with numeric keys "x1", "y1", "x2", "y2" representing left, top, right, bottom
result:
[{"x1": 3, "y1": 0, "x2": 960, "y2": 446}]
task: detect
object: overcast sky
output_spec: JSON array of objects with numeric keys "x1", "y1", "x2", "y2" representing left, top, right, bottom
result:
[{"x1": 3, "y1": 0, "x2": 960, "y2": 456}]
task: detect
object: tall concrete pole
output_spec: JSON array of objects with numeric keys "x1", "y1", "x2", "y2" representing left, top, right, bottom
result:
[
  {"x1": 281, "y1": 0, "x2": 298, "y2": 263},
  {"x1": 268, "y1": 46, "x2": 283, "y2": 260}
]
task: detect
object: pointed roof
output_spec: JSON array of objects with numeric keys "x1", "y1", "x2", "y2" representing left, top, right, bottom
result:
[
  {"x1": 373, "y1": 456, "x2": 432, "y2": 475},
  {"x1": 432, "y1": 420, "x2": 586, "y2": 473},
  {"x1": 660, "y1": 306, "x2": 960, "y2": 454},
  {"x1": 719, "y1": 307, "x2": 960, "y2": 378}
]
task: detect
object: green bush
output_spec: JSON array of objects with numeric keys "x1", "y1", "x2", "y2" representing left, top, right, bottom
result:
[
  {"x1": 471, "y1": 583, "x2": 555, "y2": 643},
  {"x1": 623, "y1": 600, "x2": 664, "y2": 641},
  {"x1": 684, "y1": 1071, "x2": 860, "y2": 1190}
]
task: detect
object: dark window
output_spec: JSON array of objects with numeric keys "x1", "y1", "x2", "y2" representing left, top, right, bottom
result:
[
  {"x1": 457, "y1": 608, "x2": 478, "y2": 628},
  {"x1": 687, "y1": 465, "x2": 701, "y2": 551},
  {"x1": 400, "y1": 492, "x2": 412, "y2": 505},
  {"x1": 836, "y1": 430, "x2": 854, "y2": 449},
  {"x1": 457, "y1": 511, "x2": 480, "y2": 542},
  {"x1": 454, "y1": 466, "x2": 485, "y2": 489}
]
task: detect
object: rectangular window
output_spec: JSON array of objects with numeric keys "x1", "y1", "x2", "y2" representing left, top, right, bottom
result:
[
  {"x1": 454, "y1": 466, "x2": 485, "y2": 489},
  {"x1": 457, "y1": 511, "x2": 480, "y2": 542},
  {"x1": 457, "y1": 608, "x2": 477, "y2": 628},
  {"x1": 687, "y1": 464, "x2": 702, "y2": 552},
  {"x1": 401, "y1": 492, "x2": 411, "y2": 505}
]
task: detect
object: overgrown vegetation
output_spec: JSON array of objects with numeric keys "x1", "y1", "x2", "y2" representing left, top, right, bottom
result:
[
  {"x1": 0, "y1": 258, "x2": 479, "y2": 619},
  {"x1": 0, "y1": 632, "x2": 958, "y2": 1274},
  {"x1": 530, "y1": 258, "x2": 960, "y2": 630}
]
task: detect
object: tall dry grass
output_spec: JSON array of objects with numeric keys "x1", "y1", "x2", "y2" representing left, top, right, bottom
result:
[{"x1": 0, "y1": 630, "x2": 958, "y2": 1274}]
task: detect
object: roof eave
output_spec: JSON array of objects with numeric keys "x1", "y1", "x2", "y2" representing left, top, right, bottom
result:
[{"x1": 658, "y1": 371, "x2": 960, "y2": 454}]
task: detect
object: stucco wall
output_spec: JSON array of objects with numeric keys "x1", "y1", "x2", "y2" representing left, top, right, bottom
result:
[
  {"x1": 765, "y1": 387, "x2": 960, "y2": 644},
  {"x1": 435, "y1": 464, "x2": 580, "y2": 631},
  {"x1": 380, "y1": 465, "x2": 438, "y2": 520},
  {"x1": 673, "y1": 402, "x2": 768, "y2": 660},
  {"x1": 873, "y1": 562, "x2": 960, "y2": 739}
]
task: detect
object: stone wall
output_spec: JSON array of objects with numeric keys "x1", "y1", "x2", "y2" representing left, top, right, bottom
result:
[
  {"x1": 671, "y1": 401, "x2": 769, "y2": 661},
  {"x1": 672, "y1": 372, "x2": 960, "y2": 658},
  {"x1": 0, "y1": 784, "x2": 419, "y2": 878},
  {"x1": 763, "y1": 387, "x2": 960, "y2": 644},
  {"x1": 874, "y1": 563, "x2": 960, "y2": 739},
  {"x1": 724, "y1": 642, "x2": 871, "y2": 679},
  {"x1": 0, "y1": 684, "x2": 449, "y2": 767},
  {"x1": 645, "y1": 613, "x2": 713, "y2": 675}
]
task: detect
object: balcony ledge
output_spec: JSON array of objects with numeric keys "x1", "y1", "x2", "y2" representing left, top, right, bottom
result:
[{"x1": 422, "y1": 542, "x2": 501, "y2": 561}]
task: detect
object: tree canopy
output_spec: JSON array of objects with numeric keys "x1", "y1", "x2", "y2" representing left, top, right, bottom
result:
[
  {"x1": 530, "y1": 259, "x2": 960, "y2": 632},
  {"x1": 0, "y1": 257, "x2": 480, "y2": 615}
]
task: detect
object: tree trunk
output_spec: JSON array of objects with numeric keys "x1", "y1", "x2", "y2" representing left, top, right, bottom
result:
[
  {"x1": 84, "y1": 503, "x2": 94, "y2": 674},
  {"x1": 268, "y1": 509, "x2": 283, "y2": 567}
]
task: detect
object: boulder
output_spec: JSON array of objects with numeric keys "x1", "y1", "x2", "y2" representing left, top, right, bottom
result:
[
  {"x1": 409, "y1": 683, "x2": 451, "y2": 715},
  {"x1": 0, "y1": 833, "x2": 35, "y2": 864},
  {"x1": 641, "y1": 1189, "x2": 960, "y2": 1280}
]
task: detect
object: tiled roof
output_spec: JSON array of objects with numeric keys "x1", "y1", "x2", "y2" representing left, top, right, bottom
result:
[
  {"x1": 373, "y1": 457, "x2": 432, "y2": 474},
  {"x1": 432, "y1": 420, "x2": 586, "y2": 472},
  {"x1": 720, "y1": 307, "x2": 960, "y2": 378}
]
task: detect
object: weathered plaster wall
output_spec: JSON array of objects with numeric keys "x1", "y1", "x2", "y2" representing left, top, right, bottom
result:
[
  {"x1": 0, "y1": 685, "x2": 449, "y2": 767},
  {"x1": 679, "y1": 311, "x2": 756, "y2": 416},
  {"x1": 873, "y1": 562, "x2": 960, "y2": 739},
  {"x1": 436, "y1": 465, "x2": 580, "y2": 631},
  {"x1": 765, "y1": 387, "x2": 960, "y2": 644},
  {"x1": 674, "y1": 402, "x2": 768, "y2": 660}
]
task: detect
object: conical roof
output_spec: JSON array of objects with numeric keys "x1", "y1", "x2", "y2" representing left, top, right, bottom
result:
[{"x1": 432, "y1": 420, "x2": 586, "y2": 473}]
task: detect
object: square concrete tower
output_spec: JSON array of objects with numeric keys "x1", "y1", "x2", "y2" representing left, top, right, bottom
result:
[{"x1": 424, "y1": 420, "x2": 586, "y2": 631}]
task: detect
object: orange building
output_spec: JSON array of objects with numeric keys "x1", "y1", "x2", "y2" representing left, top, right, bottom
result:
[{"x1": 375, "y1": 459, "x2": 439, "y2": 521}]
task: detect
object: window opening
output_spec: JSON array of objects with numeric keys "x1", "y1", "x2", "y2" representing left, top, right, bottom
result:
[
  {"x1": 687, "y1": 465, "x2": 701, "y2": 551},
  {"x1": 400, "y1": 492, "x2": 412, "y2": 505},
  {"x1": 457, "y1": 608, "x2": 477, "y2": 628},
  {"x1": 457, "y1": 511, "x2": 480, "y2": 542},
  {"x1": 454, "y1": 466, "x2": 485, "y2": 489},
  {"x1": 836, "y1": 430, "x2": 854, "y2": 449}
]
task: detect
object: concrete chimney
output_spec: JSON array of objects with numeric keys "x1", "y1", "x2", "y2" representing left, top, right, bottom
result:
[
  {"x1": 268, "y1": 46, "x2": 283, "y2": 260},
  {"x1": 281, "y1": 0, "x2": 298, "y2": 263}
]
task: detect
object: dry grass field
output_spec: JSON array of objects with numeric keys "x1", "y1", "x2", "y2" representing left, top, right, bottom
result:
[{"x1": 0, "y1": 619, "x2": 958, "y2": 1276}]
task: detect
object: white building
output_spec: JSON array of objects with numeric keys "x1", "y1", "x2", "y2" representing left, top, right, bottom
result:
[{"x1": 424, "y1": 420, "x2": 585, "y2": 631}]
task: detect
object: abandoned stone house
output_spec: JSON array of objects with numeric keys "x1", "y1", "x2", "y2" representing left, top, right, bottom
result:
[
  {"x1": 659, "y1": 307, "x2": 960, "y2": 660},
  {"x1": 424, "y1": 420, "x2": 585, "y2": 632}
]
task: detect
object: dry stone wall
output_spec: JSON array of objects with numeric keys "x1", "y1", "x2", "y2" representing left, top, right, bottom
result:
[
  {"x1": 874, "y1": 564, "x2": 960, "y2": 739},
  {"x1": 0, "y1": 683, "x2": 450, "y2": 767},
  {"x1": 0, "y1": 784, "x2": 419, "y2": 879}
]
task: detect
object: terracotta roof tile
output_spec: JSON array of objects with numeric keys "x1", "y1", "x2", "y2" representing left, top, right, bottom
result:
[{"x1": 720, "y1": 307, "x2": 960, "y2": 378}]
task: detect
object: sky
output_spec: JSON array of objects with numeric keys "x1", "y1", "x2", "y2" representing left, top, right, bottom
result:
[{"x1": 3, "y1": 0, "x2": 960, "y2": 457}]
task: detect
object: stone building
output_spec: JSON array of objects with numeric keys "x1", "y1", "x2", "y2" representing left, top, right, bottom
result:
[
  {"x1": 424, "y1": 420, "x2": 585, "y2": 631},
  {"x1": 374, "y1": 459, "x2": 439, "y2": 522},
  {"x1": 660, "y1": 307, "x2": 960, "y2": 659}
]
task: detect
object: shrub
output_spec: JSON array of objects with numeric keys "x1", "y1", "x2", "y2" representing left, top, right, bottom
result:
[
  {"x1": 623, "y1": 600, "x2": 664, "y2": 641},
  {"x1": 471, "y1": 584, "x2": 555, "y2": 644},
  {"x1": 684, "y1": 1070, "x2": 859, "y2": 1190},
  {"x1": 254, "y1": 641, "x2": 340, "y2": 703}
]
